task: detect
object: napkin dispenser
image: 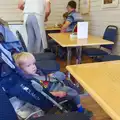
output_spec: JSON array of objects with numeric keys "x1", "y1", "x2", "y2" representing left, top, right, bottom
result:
[{"x1": 70, "y1": 33, "x2": 77, "y2": 38}]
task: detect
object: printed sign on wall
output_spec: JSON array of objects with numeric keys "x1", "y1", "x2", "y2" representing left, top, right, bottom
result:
[
  {"x1": 102, "y1": 0, "x2": 119, "y2": 8},
  {"x1": 80, "y1": 0, "x2": 90, "y2": 14}
]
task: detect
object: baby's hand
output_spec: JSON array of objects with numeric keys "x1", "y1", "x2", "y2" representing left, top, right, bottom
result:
[
  {"x1": 51, "y1": 91, "x2": 67, "y2": 98},
  {"x1": 57, "y1": 91, "x2": 67, "y2": 98}
]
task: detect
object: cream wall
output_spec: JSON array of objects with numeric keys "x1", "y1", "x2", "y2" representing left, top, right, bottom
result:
[
  {"x1": 0, "y1": 0, "x2": 23, "y2": 22},
  {"x1": 1, "y1": 0, "x2": 119, "y2": 54},
  {"x1": 46, "y1": 0, "x2": 79, "y2": 26},
  {"x1": 0, "y1": 0, "x2": 78, "y2": 25},
  {"x1": 0, "y1": 0, "x2": 78, "y2": 45},
  {"x1": 82, "y1": 0, "x2": 120, "y2": 55}
]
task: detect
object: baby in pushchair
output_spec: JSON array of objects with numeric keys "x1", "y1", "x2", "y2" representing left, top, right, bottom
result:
[
  {"x1": 13, "y1": 52, "x2": 92, "y2": 116},
  {"x1": 0, "y1": 44, "x2": 92, "y2": 119}
]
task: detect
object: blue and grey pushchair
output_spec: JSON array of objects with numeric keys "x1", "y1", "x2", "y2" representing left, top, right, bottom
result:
[
  {"x1": 0, "y1": 24, "x2": 60, "y2": 76},
  {"x1": 0, "y1": 44, "x2": 78, "y2": 119}
]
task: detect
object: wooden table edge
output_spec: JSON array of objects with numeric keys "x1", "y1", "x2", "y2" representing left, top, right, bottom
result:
[
  {"x1": 48, "y1": 33, "x2": 114, "y2": 47},
  {"x1": 66, "y1": 65, "x2": 119, "y2": 120}
]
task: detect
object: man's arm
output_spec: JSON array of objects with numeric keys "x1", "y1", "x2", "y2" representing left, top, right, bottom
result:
[
  {"x1": 45, "y1": 0, "x2": 51, "y2": 22},
  {"x1": 61, "y1": 21, "x2": 71, "y2": 32},
  {"x1": 18, "y1": 0, "x2": 25, "y2": 10}
]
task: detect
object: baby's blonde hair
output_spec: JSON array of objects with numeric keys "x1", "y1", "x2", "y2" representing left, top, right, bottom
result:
[{"x1": 13, "y1": 52, "x2": 35, "y2": 67}]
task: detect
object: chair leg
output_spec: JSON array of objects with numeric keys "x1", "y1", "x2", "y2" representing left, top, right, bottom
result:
[
  {"x1": 55, "y1": 45, "x2": 59, "y2": 56},
  {"x1": 94, "y1": 56, "x2": 104, "y2": 62}
]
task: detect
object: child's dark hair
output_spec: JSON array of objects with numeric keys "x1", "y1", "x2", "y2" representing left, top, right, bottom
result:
[
  {"x1": 67, "y1": 0, "x2": 76, "y2": 9},
  {"x1": 63, "y1": 12, "x2": 68, "y2": 18}
]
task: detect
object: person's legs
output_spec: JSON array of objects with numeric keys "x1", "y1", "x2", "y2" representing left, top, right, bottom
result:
[
  {"x1": 49, "y1": 83, "x2": 81, "y2": 108},
  {"x1": 36, "y1": 15, "x2": 48, "y2": 51},
  {"x1": 63, "y1": 86, "x2": 93, "y2": 117},
  {"x1": 63, "y1": 79, "x2": 81, "y2": 94},
  {"x1": 31, "y1": 15, "x2": 44, "y2": 53},
  {"x1": 51, "y1": 84, "x2": 93, "y2": 118},
  {"x1": 26, "y1": 15, "x2": 35, "y2": 53},
  {"x1": 51, "y1": 72, "x2": 81, "y2": 93},
  {"x1": 60, "y1": 86, "x2": 81, "y2": 107}
]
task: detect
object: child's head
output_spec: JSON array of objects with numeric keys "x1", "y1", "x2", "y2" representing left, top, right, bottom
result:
[
  {"x1": 63, "y1": 12, "x2": 68, "y2": 21},
  {"x1": 13, "y1": 52, "x2": 37, "y2": 75}
]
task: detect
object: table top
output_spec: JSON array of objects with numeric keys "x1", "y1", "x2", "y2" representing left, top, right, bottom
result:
[
  {"x1": 48, "y1": 33, "x2": 114, "y2": 47},
  {"x1": 45, "y1": 26, "x2": 61, "y2": 31},
  {"x1": 66, "y1": 61, "x2": 120, "y2": 120}
]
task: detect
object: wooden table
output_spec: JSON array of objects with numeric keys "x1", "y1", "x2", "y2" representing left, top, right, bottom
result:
[
  {"x1": 48, "y1": 33, "x2": 114, "y2": 65},
  {"x1": 45, "y1": 27, "x2": 60, "y2": 31},
  {"x1": 66, "y1": 61, "x2": 120, "y2": 120}
]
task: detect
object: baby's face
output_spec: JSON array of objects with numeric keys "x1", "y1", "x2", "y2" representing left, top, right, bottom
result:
[{"x1": 20, "y1": 57, "x2": 37, "y2": 75}]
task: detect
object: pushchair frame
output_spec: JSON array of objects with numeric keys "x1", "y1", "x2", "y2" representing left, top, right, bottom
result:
[{"x1": 0, "y1": 44, "x2": 78, "y2": 119}]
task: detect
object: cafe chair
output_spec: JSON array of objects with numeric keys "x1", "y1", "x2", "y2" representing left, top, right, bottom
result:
[
  {"x1": 99, "y1": 55, "x2": 120, "y2": 62},
  {"x1": 83, "y1": 25, "x2": 118, "y2": 58},
  {"x1": 16, "y1": 30, "x2": 56, "y2": 61},
  {"x1": 16, "y1": 30, "x2": 60, "y2": 74}
]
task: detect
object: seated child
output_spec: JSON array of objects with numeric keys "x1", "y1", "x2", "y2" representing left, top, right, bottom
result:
[
  {"x1": 13, "y1": 52, "x2": 92, "y2": 117},
  {"x1": 48, "y1": 12, "x2": 68, "y2": 52},
  {"x1": 56, "y1": 12, "x2": 69, "y2": 28},
  {"x1": 63, "y1": 12, "x2": 69, "y2": 22}
]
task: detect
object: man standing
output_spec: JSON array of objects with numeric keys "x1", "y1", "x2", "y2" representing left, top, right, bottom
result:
[{"x1": 18, "y1": 0, "x2": 51, "y2": 53}]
